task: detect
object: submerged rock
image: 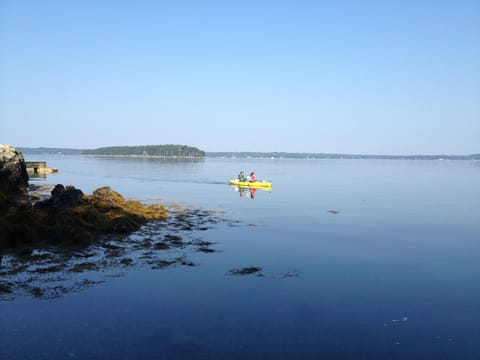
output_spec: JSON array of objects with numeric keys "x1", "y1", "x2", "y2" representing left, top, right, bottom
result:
[
  {"x1": 226, "y1": 266, "x2": 262, "y2": 276},
  {"x1": 0, "y1": 203, "x2": 228, "y2": 299}
]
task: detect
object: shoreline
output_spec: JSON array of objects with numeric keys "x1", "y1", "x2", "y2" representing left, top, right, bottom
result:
[
  {"x1": 17, "y1": 147, "x2": 479, "y2": 160},
  {"x1": 82, "y1": 154, "x2": 205, "y2": 159}
]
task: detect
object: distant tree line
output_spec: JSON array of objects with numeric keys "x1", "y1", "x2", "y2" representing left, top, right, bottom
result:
[
  {"x1": 82, "y1": 145, "x2": 205, "y2": 157},
  {"x1": 19, "y1": 147, "x2": 83, "y2": 155},
  {"x1": 206, "y1": 152, "x2": 480, "y2": 160},
  {"x1": 16, "y1": 147, "x2": 480, "y2": 160}
]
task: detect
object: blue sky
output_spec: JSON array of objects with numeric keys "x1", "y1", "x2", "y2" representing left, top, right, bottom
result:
[{"x1": 1, "y1": 0, "x2": 479, "y2": 154}]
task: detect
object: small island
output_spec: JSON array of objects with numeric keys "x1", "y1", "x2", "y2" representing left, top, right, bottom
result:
[{"x1": 82, "y1": 144, "x2": 205, "y2": 158}]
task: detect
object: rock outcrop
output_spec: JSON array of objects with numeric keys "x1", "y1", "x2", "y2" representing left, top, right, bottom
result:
[
  {"x1": 35, "y1": 184, "x2": 84, "y2": 209},
  {"x1": 0, "y1": 144, "x2": 28, "y2": 197},
  {"x1": 0, "y1": 145, "x2": 169, "y2": 249},
  {"x1": 1, "y1": 184, "x2": 169, "y2": 248}
]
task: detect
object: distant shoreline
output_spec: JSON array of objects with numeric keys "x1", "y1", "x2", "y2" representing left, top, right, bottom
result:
[
  {"x1": 207, "y1": 152, "x2": 480, "y2": 160},
  {"x1": 83, "y1": 154, "x2": 205, "y2": 159},
  {"x1": 18, "y1": 147, "x2": 480, "y2": 160}
]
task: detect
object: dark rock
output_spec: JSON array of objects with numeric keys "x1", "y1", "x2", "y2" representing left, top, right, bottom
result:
[
  {"x1": 197, "y1": 247, "x2": 217, "y2": 253},
  {"x1": 111, "y1": 216, "x2": 141, "y2": 233},
  {"x1": 51, "y1": 184, "x2": 66, "y2": 197},
  {"x1": 35, "y1": 185, "x2": 84, "y2": 209},
  {"x1": 154, "y1": 242, "x2": 170, "y2": 250},
  {"x1": 226, "y1": 266, "x2": 262, "y2": 276},
  {"x1": 57, "y1": 187, "x2": 83, "y2": 208},
  {"x1": 0, "y1": 144, "x2": 29, "y2": 197}
]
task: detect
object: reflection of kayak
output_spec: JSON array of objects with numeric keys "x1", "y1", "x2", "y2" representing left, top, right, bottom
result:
[
  {"x1": 231, "y1": 185, "x2": 271, "y2": 193},
  {"x1": 229, "y1": 179, "x2": 272, "y2": 188}
]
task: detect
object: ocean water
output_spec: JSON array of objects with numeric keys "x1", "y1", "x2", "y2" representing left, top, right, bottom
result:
[{"x1": 1, "y1": 155, "x2": 480, "y2": 359}]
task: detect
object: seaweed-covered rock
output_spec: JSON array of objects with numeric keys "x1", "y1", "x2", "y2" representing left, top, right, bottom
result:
[
  {"x1": 1, "y1": 184, "x2": 169, "y2": 249},
  {"x1": 89, "y1": 186, "x2": 167, "y2": 222},
  {"x1": 0, "y1": 144, "x2": 28, "y2": 198}
]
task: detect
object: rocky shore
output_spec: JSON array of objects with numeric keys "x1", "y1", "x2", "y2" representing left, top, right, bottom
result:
[
  {"x1": 0, "y1": 145, "x2": 234, "y2": 299},
  {"x1": 0, "y1": 145, "x2": 296, "y2": 299},
  {"x1": 0, "y1": 144, "x2": 169, "y2": 249}
]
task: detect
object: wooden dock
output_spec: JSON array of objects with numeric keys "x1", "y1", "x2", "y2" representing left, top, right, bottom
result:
[{"x1": 25, "y1": 161, "x2": 46, "y2": 173}]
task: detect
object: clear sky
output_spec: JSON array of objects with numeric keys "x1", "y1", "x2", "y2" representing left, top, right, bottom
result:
[{"x1": 1, "y1": 0, "x2": 479, "y2": 154}]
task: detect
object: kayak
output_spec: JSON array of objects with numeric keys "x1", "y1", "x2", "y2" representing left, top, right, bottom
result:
[{"x1": 229, "y1": 179, "x2": 272, "y2": 188}]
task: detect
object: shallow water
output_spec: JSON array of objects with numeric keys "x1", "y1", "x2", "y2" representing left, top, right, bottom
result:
[{"x1": 1, "y1": 155, "x2": 480, "y2": 359}]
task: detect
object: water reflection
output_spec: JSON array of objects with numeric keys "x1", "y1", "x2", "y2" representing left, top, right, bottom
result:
[
  {"x1": 0, "y1": 208, "x2": 238, "y2": 300},
  {"x1": 231, "y1": 186, "x2": 272, "y2": 199},
  {"x1": 82, "y1": 155, "x2": 205, "y2": 164},
  {"x1": 27, "y1": 170, "x2": 47, "y2": 179},
  {"x1": 87, "y1": 156, "x2": 205, "y2": 166}
]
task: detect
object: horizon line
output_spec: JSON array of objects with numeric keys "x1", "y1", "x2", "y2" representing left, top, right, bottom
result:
[{"x1": 15, "y1": 146, "x2": 479, "y2": 158}]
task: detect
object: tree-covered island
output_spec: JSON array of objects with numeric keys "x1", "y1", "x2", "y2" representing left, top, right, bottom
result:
[{"x1": 82, "y1": 145, "x2": 205, "y2": 158}]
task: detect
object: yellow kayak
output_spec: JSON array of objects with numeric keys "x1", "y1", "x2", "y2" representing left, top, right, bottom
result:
[{"x1": 229, "y1": 179, "x2": 272, "y2": 188}]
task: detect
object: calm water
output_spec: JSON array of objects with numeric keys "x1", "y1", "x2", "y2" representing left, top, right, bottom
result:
[{"x1": 1, "y1": 155, "x2": 480, "y2": 359}]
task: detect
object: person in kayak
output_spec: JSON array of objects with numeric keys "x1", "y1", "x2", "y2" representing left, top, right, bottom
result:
[
  {"x1": 238, "y1": 171, "x2": 246, "y2": 181},
  {"x1": 249, "y1": 172, "x2": 257, "y2": 182}
]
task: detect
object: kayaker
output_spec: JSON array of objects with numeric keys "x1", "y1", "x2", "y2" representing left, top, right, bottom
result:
[
  {"x1": 249, "y1": 172, "x2": 257, "y2": 182},
  {"x1": 238, "y1": 171, "x2": 246, "y2": 181}
]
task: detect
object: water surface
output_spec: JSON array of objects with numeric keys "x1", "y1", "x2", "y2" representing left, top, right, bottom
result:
[{"x1": 1, "y1": 156, "x2": 479, "y2": 359}]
